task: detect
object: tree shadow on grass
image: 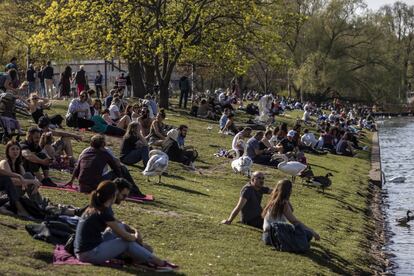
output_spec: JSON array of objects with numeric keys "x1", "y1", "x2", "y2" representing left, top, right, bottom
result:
[
  {"x1": 307, "y1": 163, "x2": 339, "y2": 173},
  {"x1": 303, "y1": 243, "x2": 358, "y2": 275},
  {"x1": 155, "y1": 182, "x2": 209, "y2": 197}
]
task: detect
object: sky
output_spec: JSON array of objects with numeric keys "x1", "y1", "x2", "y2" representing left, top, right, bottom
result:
[{"x1": 365, "y1": 0, "x2": 414, "y2": 11}]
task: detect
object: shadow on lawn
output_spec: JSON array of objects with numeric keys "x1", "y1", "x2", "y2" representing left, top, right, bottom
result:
[
  {"x1": 155, "y1": 182, "x2": 209, "y2": 197},
  {"x1": 305, "y1": 244, "x2": 355, "y2": 275}
]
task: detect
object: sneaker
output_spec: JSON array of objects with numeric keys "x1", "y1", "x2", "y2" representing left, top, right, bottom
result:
[{"x1": 189, "y1": 162, "x2": 196, "y2": 171}]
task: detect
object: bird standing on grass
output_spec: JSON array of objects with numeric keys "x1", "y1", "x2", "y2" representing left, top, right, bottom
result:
[{"x1": 142, "y1": 150, "x2": 169, "y2": 183}]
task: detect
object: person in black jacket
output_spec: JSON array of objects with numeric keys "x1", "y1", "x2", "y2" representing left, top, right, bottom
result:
[{"x1": 43, "y1": 61, "x2": 54, "y2": 98}]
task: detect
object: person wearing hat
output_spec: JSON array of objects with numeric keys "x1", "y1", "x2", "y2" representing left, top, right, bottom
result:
[
  {"x1": 162, "y1": 128, "x2": 197, "y2": 170},
  {"x1": 276, "y1": 130, "x2": 298, "y2": 154}
]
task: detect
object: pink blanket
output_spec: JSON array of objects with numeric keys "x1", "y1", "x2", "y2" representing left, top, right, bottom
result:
[{"x1": 53, "y1": 245, "x2": 124, "y2": 267}]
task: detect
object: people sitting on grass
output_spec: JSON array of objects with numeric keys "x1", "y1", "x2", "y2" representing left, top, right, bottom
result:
[
  {"x1": 120, "y1": 122, "x2": 149, "y2": 167},
  {"x1": 219, "y1": 108, "x2": 238, "y2": 135},
  {"x1": 276, "y1": 130, "x2": 298, "y2": 155},
  {"x1": 246, "y1": 131, "x2": 278, "y2": 166},
  {"x1": 108, "y1": 97, "x2": 131, "y2": 130},
  {"x1": 28, "y1": 92, "x2": 63, "y2": 128},
  {"x1": 66, "y1": 91, "x2": 95, "y2": 129},
  {"x1": 232, "y1": 127, "x2": 252, "y2": 156},
  {"x1": 162, "y1": 128, "x2": 197, "y2": 170},
  {"x1": 336, "y1": 132, "x2": 354, "y2": 156},
  {"x1": 301, "y1": 128, "x2": 318, "y2": 149},
  {"x1": 90, "y1": 109, "x2": 126, "y2": 137},
  {"x1": 20, "y1": 126, "x2": 57, "y2": 187},
  {"x1": 260, "y1": 129, "x2": 276, "y2": 152},
  {"x1": 74, "y1": 180, "x2": 176, "y2": 271},
  {"x1": 1, "y1": 140, "x2": 43, "y2": 198},
  {"x1": 38, "y1": 116, "x2": 81, "y2": 169},
  {"x1": 148, "y1": 109, "x2": 167, "y2": 146},
  {"x1": 261, "y1": 179, "x2": 320, "y2": 245},
  {"x1": 138, "y1": 105, "x2": 153, "y2": 138},
  {"x1": 197, "y1": 98, "x2": 216, "y2": 119},
  {"x1": 270, "y1": 122, "x2": 287, "y2": 146},
  {"x1": 67, "y1": 134, "x2": 145, "y2": 197},
  {"x1": 221, "y1": 171, "x2": 272, "y2": 229}
]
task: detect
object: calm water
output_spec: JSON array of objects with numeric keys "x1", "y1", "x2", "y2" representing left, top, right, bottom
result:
[{"x1": 379, "y1": 117, "x2": 414, "y2": 275}]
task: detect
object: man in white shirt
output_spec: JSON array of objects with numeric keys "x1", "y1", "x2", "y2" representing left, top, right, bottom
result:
[{"x1": 301, "y1": 129, "x2": 318, "y2": 148}]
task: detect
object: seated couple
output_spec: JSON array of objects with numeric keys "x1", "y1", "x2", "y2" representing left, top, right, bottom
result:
[
  {"x1": 66, "y1": 134, "x2": 146, "y2": 198},
  {"x1": 221, "y1": 172, "x2": 320, "y2": 246},
  {"x1": 74, "y1": 179, "x2": 177, "y2": 271}
]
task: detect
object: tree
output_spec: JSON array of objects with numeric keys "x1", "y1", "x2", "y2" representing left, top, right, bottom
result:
[{"x1": 29, "y1": 0, "x2": 271, "y2": 108}]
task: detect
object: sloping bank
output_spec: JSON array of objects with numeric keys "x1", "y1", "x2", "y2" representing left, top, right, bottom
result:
[{"x1": 367, "y1": 132, "x2": 390, "y2": 273}]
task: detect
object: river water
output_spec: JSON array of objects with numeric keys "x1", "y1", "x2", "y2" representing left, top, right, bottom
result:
[{"x1": 379, "y1": 117, "x2": 414, "y2": 275}]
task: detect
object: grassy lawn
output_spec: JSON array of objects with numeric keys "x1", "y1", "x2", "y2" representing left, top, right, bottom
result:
[{"x1": 0, "y1": 99, "x2": 374, "y2": 275}]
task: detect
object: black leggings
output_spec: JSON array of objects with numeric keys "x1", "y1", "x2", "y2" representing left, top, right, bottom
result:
[
  {"x1": 105, "y1": 125, "x2": 126, "y2": 136},
  {"x1": 66, "y1": 114, "x2": 95, "y2": 129}
]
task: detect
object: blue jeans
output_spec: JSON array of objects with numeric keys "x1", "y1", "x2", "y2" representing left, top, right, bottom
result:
[
  {"x1": 120, "y1": 146, "x2": 149, "y2": 166},
  {"x1": 76, "y1": 237, "x2": 153, "y2": 264}
]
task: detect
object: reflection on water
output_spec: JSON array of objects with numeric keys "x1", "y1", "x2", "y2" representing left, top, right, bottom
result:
[{"x1": 379, "y1": 117, "x2": 414, "y2": 275}]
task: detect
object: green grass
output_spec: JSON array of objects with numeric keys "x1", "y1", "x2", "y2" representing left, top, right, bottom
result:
[{"x1": 0, "y1": 99, "x2": 374, "y2": 275}]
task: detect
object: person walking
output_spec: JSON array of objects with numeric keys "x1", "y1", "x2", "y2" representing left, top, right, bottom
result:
[
  {"x1": 43, "y1": 61, "x2": 54, "y2": 98},
  {"x1": 74, "y1": 65, "x2": 87, "y2": 96},
  {"x1": 95, "y1": 70, "x2": 103, "y2": 99},
  {"x1": 59, "y1": 66, "x2": 72, "y2": 99},
  {"x1": 37, "y1": 66, "x2": 46, "y2": 98},
  {"x1": 178, "y1": 75, "x2": 190, "y2": 109},
  {"x1": 26, "y1": 64, "x2": 36, "y2": 95}
]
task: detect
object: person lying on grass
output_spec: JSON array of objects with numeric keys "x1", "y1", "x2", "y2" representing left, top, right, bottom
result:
[
  {"x1": 261, "y1": 179, "x2": 320, "y2": 246},
  {"x1": 74, "y1": 180, "x2": 176, "y2": 272},
  {"x1": 221, "y1": 171, "x2": 272, "y2": 229},
  {"x1": 67, "y1": 134, "x2": 146, "y2": 197}
]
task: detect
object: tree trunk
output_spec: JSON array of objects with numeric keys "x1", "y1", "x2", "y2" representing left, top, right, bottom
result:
[
  {"x1": 128, "y1": 61, "x2": 146, "y2": 98},
  {"x1": 144, "y1": 63, "x2": 156, "y2": 90}
]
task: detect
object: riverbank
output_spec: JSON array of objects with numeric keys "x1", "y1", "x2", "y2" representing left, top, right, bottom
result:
[
  {"x1": 0, "y1": 101, "x2": 380, "y2": 275},
  {"x1": 367, "y1": 132, "x2": 392, "y2": 274}
]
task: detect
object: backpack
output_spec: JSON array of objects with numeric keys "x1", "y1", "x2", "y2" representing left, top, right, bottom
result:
[
  {"x1": 0, "y1": 92, "x2": 16, "y2": 117},
  {"x1": 269, "y1": 222, "x2": 311, "y2": 253},
  {"x1": 25, "y1": 220, "x2": 76, "y2": 245}
]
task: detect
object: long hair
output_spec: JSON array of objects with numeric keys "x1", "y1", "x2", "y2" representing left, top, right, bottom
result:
[
  {"x1": 124, "y1": 121, "x2": 140, "y2": 139},
  {"x1": 64, "y1": 66, "x2": 72, "y2": 78},
  {"x1": 262, "y1": 179, "x2": 293, "y2": 219},
  {"x1": 85, "y1": 180, "x2": 117, "y2": 215},
  {"x1": 5, "y1": 140, "x2": 22, "y2": 174}
]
